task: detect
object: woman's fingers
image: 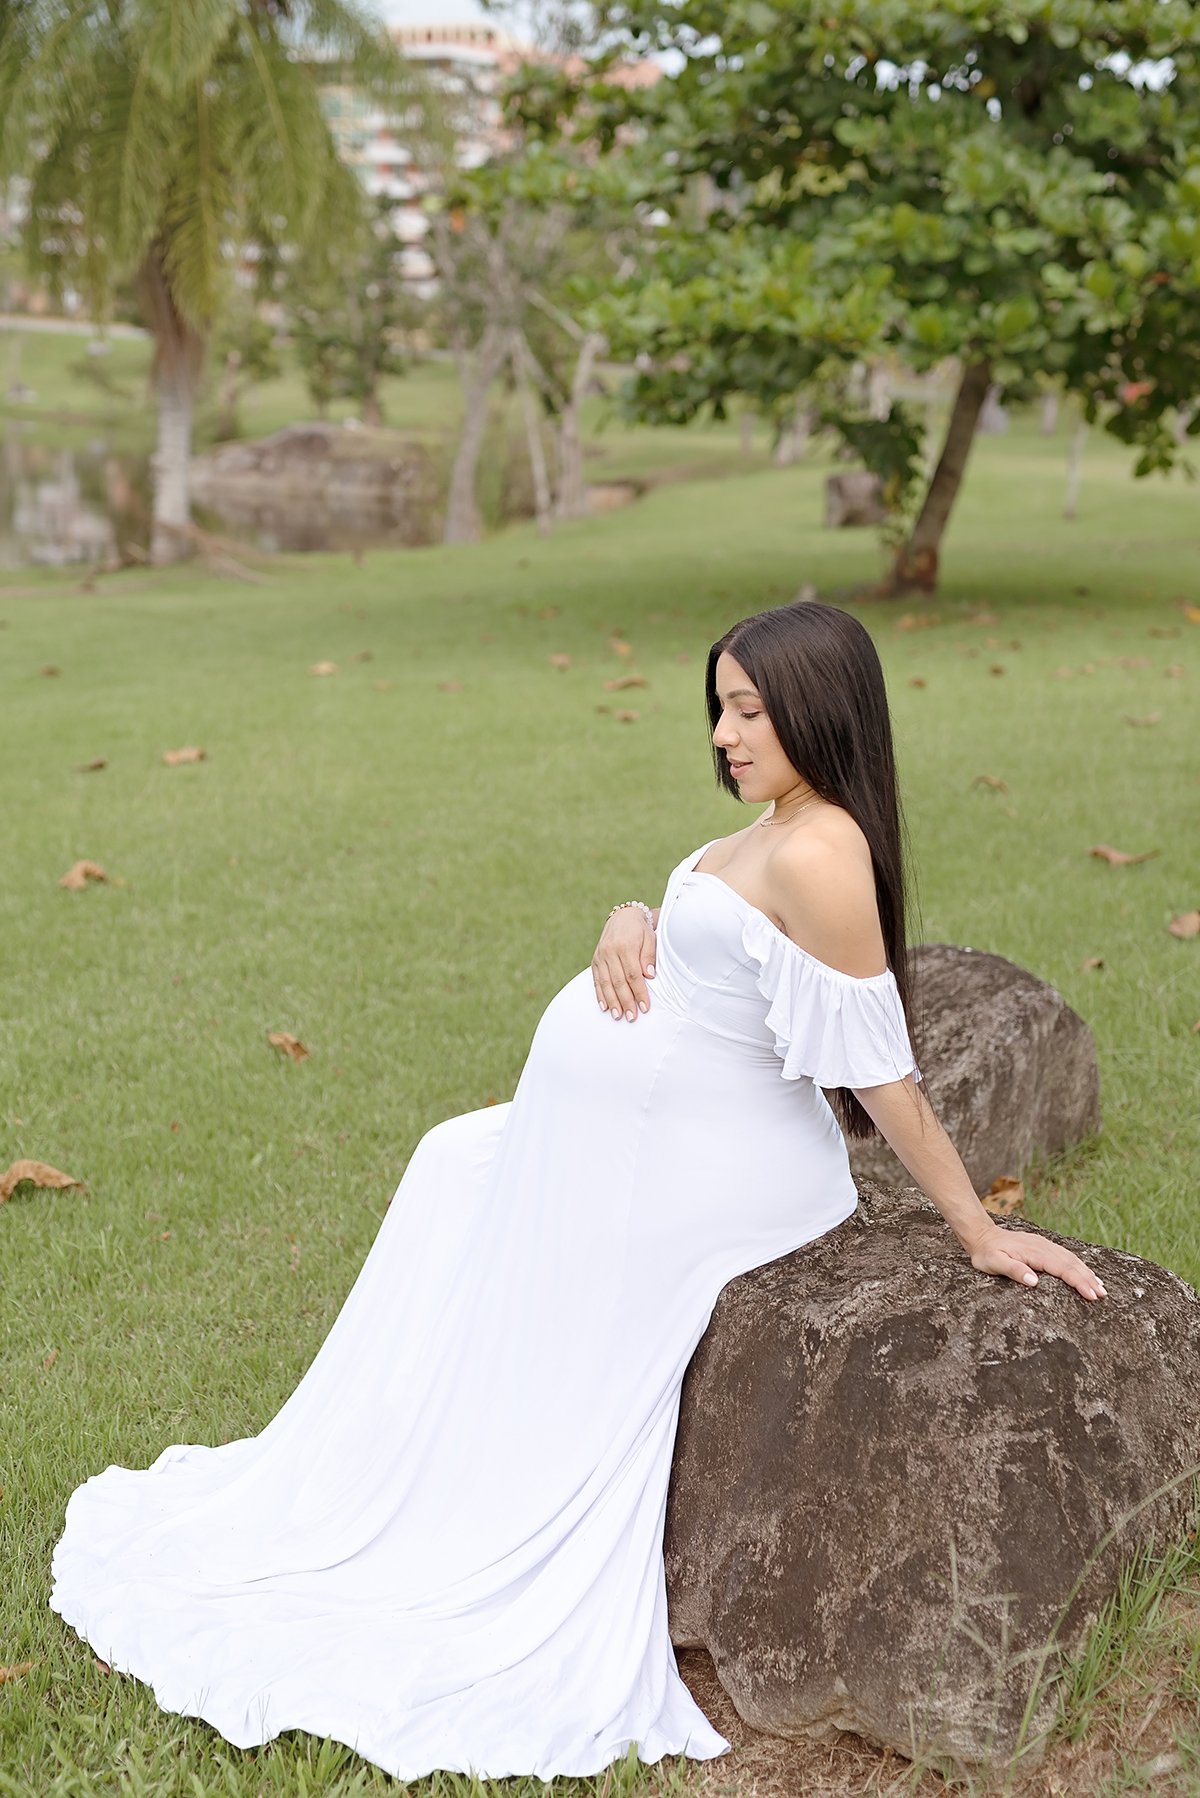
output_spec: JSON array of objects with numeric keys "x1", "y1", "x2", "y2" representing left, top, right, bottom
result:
[
  {"x1": 970, "y1": 1229, "x2": 1108, "y2": 1302},
  {"x1": 592, "y1": 928, "x2": 656, "y2": 1020}
]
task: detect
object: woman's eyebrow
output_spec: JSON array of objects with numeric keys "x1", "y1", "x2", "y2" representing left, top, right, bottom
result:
[{"x1": 721, "y1": 687, "x2": 759, "y2": 701}]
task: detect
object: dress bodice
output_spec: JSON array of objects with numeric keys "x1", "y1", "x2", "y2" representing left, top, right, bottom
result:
[{"x1": 654, "y1": 841, "x2": 922, "y2": 1091}]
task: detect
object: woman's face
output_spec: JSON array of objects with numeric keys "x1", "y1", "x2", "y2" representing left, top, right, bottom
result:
[{"x1": 711, "y1": 650, "x2": 803, "y2": 802}]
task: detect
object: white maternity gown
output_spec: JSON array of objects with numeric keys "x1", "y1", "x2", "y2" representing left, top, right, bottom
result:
[{"x1": 49, "y1": 838, "x2": 921, "y2": 1781}]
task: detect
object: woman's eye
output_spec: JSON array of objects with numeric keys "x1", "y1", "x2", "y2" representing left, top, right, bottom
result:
[{"x1": 739, "y1": 711, "x2": 760, "y2": 721}]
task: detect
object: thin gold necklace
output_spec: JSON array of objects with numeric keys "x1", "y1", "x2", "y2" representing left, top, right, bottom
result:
[{"x1": 758, "y1": 791, "x2": 822, "y2": 828}]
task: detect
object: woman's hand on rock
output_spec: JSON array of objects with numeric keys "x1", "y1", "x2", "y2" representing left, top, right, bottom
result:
[
  {"x1": 967, "y1": 1224, "x2": 1108, "y2": 1302},
  {"x1": 592, "y1": 911, "x2": 656, "y2": 1021}
]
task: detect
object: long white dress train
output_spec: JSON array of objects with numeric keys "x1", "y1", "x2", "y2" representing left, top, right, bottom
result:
[{"x1": 49, "y1": 839, "x2": 921, "y2": 1781}]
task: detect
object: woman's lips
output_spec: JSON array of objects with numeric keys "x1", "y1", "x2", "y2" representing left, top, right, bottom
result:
[{"x1": 728, "y1": 759, "x2": 751, "y2": 776}]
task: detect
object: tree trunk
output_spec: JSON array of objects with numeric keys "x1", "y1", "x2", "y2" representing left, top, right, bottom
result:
[
  {"x1": 137, "y1": 244, "x2": 204, "y2": 566},
  {"x1": 511, "y1": 332, "x2": 552, "y2": 535},
  {"x1": 554, "y1": 329, "x2": 603, "y2": 522},
  {"x1": 1041, "y1": 389, "x2": 1060, "y2": 435},
  {"x1": 884, "y1": 358, "x2": 992, "y2": 595},
  {"x1": 362, "y1": 383, "x2": 383, "y2": 429},
  {"x1": 774, "y1": 404, "x2": 812, "y2": 466},
  {"x1": 1064, "y1": 421, "x2": 1088, "y2": 519},
  {"x1": 215, "y1": 349, "x2": 241, "y2": 441},
  {"x1": 444, "y1": 326, "x2": 505, "y2": 545},
  {"x1": 150, "y1": 356, "x2": 197, "y2": 564}
]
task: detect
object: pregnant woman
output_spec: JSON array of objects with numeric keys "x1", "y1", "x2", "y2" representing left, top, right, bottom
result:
[{"x1": 49, "y1": 599, "x2": 1105, "y2": 1781}]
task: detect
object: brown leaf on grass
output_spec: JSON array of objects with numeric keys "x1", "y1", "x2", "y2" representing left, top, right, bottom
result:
[
  {"x1": 968, "y1": 609, "x2": 998, "y2": 625},
  {"x1": 42, "y1": 1348, "x2": 58, "y2": 1370},
  {"x1": 971, "y1": 774, "x2": 1010, "y2": 793},
  {"x1": 267, "y1": 1031, "x2": 310, "y2": 1062},
  {"x1": 613, "y1": 709, "x2": 640, "y2": 723},
  {"x1": 1182, "y1": 604, "x2": 1200, "y2": 624},
  {"x1": 372, "y1": 679, "x2": 394, "y2": 692},
  {"x1": 437, "y1": 679, "x2": 463, "y2": 693},
  {"x1": 1192, "y1": 1018, "x2": 1200, "y2": 1033},
  {"x1": 603, "y1": 674, "x2": 648, "y2": 690},
  {"x1": 351, "y1": 649, "x2": 374, "y2": 662},
  {"x1": 988, "y1": 663, "x2": 1006, "y2": 676},
  {"x1": 0, "y1": 1159, "x2": 87, "y2": 1202},
  {"x1": 162, "y1": 746, "x2": 206, "y2": 766},
  {"x1": 1089, "y1": 844, "x2": 1161, "y2": 867},
  {"x1": 537, "y1": 605, "x2": 560, "y2": 620},
  {"x1": 1168, "y1": 911, "x2": 1200, "y2": 940},
  {"x1": 674, "y1": 652, "x2": 690, "y2": 664},
  {"x1": 40, "y1": 664, "x2": 61, "y2": 677},
  {"x1": 1122, "y1": 712, "x2": 1162, "y2": 727},
  {"x1": 1050, "y1": 666, "x2": 1074, "y2": 679},
  {"x1": 94, "y1": 1658, "x2": 111, "y2": 1675},
  {"x1": 59, "y1": 860, "x2": 107, "y2": 890},
  {"x1": 909, "y1": 676, "x2": 927, "y2": 688},
  {"x1": 1164, "y1": 663, "x2": 1185, "y2": 678},
  {"x1": 1148, "y1": 625, "x2": 1181, "y2": 639},
  {"x1": 1081, "y1": 956, "x2": 1105, "y2": 972},
  {"x1": 0, "y1": 1663, "x2": 33, "y2": 1684},
  {"x1": 1118, "y1": 656, "x2": 1152, "y2": 670},
  {"x1": 75, "y1": 757, "x2": 107, "y2": 773},
  {"x1": 309, "y1": 661, "x2": 338, "y2": 676},
  {"x1": 982, "y1": 1175, "x2": 1025, "y2": 1216},
  {"x1": 609, "y1": 636, "x2": 634, "y2": 659},
  {"x1": 895, "y1": 612, "x2": 939, "y2": 631},
  {"x1": 548, "y1": 653, "x2": 572, "y2": 671}
]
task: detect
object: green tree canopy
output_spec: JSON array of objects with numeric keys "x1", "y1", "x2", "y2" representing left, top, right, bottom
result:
[{"x1": 516, "y1": 0, "x2": 1200, "y2": 590}]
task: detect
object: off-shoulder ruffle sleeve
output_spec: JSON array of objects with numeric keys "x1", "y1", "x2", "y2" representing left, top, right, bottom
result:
[{"x1": 740, "y1": 911, "x2": 922, "y2": 1089}]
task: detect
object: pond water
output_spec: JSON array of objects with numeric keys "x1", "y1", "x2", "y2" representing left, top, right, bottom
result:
[{"x1": 0, "y1": 431, "x2": 438, "y2": 567}]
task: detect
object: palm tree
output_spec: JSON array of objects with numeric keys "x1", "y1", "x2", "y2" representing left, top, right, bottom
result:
[{"x1": 0, "y1": 1, "x2": 417, "y2": 563}]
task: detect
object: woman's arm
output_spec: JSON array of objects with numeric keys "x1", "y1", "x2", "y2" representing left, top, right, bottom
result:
[{"x1": 852, "y1": 1075, "x2": 1107, "y2": 1302}]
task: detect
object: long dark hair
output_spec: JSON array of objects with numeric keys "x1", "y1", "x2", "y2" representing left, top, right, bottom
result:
[{"x1": 705, "y1": 600, "x2": 918, "y2": 1141}]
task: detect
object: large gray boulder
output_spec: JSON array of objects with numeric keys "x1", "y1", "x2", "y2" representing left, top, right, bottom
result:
[
  {"x1": 846, "y1": 944, "x2": 1101, "y2": 1195},
  {"x1": 665, "y1": 1185, "x2": 1200, "y2": 1768}
]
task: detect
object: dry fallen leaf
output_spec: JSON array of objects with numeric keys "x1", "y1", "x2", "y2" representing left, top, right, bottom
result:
[
  {"x1": 969, "y1": 609, "x2": 998, "y2": 625},
  {"x1": 1089, "y1": 844, "x2": 1161, "y2": 867},
  {"x1": 988, "y1": 664, "x2": 1006, "y2": 676},
  {"x1": 982, "y1": 1175, "x2": 1025, "y2": 1217},
  {"x1": 548, "y1": 653, "x2": 572, "y2": 671},
  {"x1": 58, "y1": 860, "x2": 107, "y2": 890},
  {"x1": 603, "y1": 674, "x2": 648, "y2": 690},
  {"x1": 162, "y1": 746, "x2": 206, "y2": 766},
  {"x1": 372, "y1": 679, "x2": 394, "y2": 692},
  {"x1": 1183, "y1": 605, "x2": 1200, "y2": 624},
  {"x1": 351, "y1": 649, "x2": 374, "y2": 662},
  {"x1": 0, "y1": 1159, "x2": 87, "y2": 1203},
  {"x1": 609, "y1": 636, "x2": 634, "y2": 659},
  {"x1": 1192, "y1": 1018, "x2": 1200, "y2": 1033},
  {"x1": 40, "y1": 664, "x2": 61, "y2": 677},
  {"x1": 895, "y1": 612, "x2": 939, "y2": 631},
  {"x1": 94, "y1": 1658, "x2": 111, "y2": 1675},
  {"x1": 42, "y1": 1348, "x2": 58, "y2": 1370},
  {"x1": 437, "y1": 679, "x2": 463, "y2": 693},
  {"x1": 1050, "y1": 666, "x2": 1074, "y2": 680},
  {"x1": 614, "y1": 709, "x2": 640, "y2": 723},
  {"x1": 1164, "y1": 663, "x2": 1185, "y2": 678},
  {"x1": 1081, "y1": 956, "x2": 1105, "y2": 972},
  {"x1": 1122, "y1": 712, "x2": 1162, "y2": 727},
  {"x1": 971, "y1": 774, "x2": 1010, "y2": 793},
  {"x1": 1148, "y1": 625, "x2": 1181, "y2": 639},
  {"x1": 267, "y1": 1031, "x2": 310, "y2": 1062},
  {"x1": 309, "y1": 661, "x2": 338, "y2": 677},
  {"x1": 0, "y1": 1663, "x2": 33, "y2": 1684},
  {"x1": 75, "y1": 757, "x2": 107, "y2": 773},
  {"x1": 1167, "y1": 910, "x2": 1200, "y2": 940}
]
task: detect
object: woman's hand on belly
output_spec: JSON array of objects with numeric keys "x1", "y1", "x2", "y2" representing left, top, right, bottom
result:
[{"x1": 592, "y1": 906, "x2": 658, "y2": 1022}]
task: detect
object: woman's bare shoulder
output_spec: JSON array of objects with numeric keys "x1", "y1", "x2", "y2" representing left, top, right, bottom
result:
[{"x1": 765, "y1": 809, "x2": 887, "y2": 977}]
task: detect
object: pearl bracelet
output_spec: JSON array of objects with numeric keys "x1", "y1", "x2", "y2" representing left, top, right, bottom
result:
[{"x1": 607, "y1": 899, "x2": 655, "y2": 931}]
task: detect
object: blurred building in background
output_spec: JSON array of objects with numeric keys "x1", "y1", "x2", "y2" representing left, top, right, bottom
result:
[{"x1": 319, "y1": 20, "x2": 659, "y2": 293}]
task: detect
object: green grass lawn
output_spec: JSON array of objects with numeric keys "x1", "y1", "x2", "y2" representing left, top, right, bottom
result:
[{"x1": 0, "y1": 428, "x2": 1198, "y2": 1796}]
